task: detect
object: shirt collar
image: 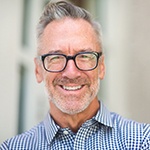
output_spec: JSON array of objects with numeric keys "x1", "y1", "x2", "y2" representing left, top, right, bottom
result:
[
  {"x1": 43, "y1": 113, "x2": 60, "y2": 145},
  {"x1": 94, "y1": 101, "x2": 114, "y2": 128},
  {"x1": 43, "y1": 101, "x2": 113, "y2": 144}
]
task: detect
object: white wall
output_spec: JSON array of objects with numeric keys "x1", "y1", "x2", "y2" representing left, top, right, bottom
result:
[
  {"x1": 0, "y1": 0, "x2": 22, "y2": 142},
  {"x1": 96, "y1": 0, "x2": 150, "y2": 123},
  {"x1": 0, "y1": 0, "x2": 48, "y2": 143},
  {"x1": 125, "y1": 0, "x2": 150, "y2": 123}
]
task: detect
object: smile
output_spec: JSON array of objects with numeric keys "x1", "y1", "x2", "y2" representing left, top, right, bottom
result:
[{"x1": 62, "y1": 85, "x2": 82, "y2": 91}]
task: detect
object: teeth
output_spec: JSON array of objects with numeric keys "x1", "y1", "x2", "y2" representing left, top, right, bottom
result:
[{"x1": 63, "y1": 85, "x2": 82, "y2": 91}]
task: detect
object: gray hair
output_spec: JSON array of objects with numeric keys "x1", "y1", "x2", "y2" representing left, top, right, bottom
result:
[{"x1": 36, "y1": 0, "x2": 103, "y2": 52}]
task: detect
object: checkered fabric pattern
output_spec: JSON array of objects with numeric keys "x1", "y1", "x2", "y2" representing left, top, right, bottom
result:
[{"x1": 0, "y1": 101, "x2": 150, "y2": 150}]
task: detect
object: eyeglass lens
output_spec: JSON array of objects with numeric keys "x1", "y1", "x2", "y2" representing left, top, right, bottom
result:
[{"x1": 42, "y1": 52, "x2": 100, "y2": 72}]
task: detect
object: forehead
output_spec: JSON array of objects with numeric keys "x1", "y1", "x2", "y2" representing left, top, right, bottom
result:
[{"x1": 39, "y1": 18, "x2": 100, "y2": 54}]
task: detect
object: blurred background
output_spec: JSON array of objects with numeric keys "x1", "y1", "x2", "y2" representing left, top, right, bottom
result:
[{"x1": 0, "y1": 0, "x2": 150, "y2": 143}]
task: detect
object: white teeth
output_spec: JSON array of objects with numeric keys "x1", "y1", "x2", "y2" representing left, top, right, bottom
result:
[{"x1": 63, "y1": 85, "x2": 82, "y2": 91}]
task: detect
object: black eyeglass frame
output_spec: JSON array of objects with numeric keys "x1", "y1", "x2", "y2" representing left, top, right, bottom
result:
[{"x1": 39, "y1": 51, "x2": 103, "y2": 73}]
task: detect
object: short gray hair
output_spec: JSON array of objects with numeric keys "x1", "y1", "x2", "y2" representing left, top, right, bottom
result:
[{"x1": 36, "y1": 0, "x2": 103, "y2": 51}]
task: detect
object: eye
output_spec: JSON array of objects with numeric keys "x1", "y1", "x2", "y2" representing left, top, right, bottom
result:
[
  {"x1": 78, "y1": 53, "x2": 95, "y2": 61},
  {"x1": 46, "y1": 55, "x2": 64, "y2": 64},
  {"x1": 79, "y1": 54, "x2": 90, "y2": 59},
  {"x1": 51, "y1": 55, "x2": 60, "y2": 61},
  {"x1": 81, "y1": 54, "x2": 89, "y2": 58}
]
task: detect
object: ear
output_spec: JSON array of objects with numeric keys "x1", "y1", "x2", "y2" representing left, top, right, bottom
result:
[
  {"x1": 34, "y1": 58, "x2": 44, "y2": 83},
  {"x1": 98, "y1": 55, "x2": 105, "y2": 80}
]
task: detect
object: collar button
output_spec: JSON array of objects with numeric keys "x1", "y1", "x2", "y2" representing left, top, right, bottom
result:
[{"x1": 63, "y1": 130, "x2": 69, "y2": 135}]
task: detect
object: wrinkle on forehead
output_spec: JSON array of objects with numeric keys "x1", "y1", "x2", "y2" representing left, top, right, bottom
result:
[{"x1": 38, "y1": 18, "x2": 100, "y2": 55}]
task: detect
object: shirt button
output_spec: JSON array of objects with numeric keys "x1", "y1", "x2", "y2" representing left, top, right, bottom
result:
[{"x1": 63, "y1": 130, "x2": 69, "y2": 135}]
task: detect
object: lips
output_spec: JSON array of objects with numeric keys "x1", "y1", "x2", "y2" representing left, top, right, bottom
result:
[
  {"x1": 62, "y1": 85, "x2": 82, "y2": 91},
  {"x1": 54, "y1": 77, "x2": 89, "y2": 92}
]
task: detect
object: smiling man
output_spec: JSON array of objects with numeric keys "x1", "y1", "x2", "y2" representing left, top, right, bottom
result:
[
  {"x1": 35, "y1": 17, "x2": 104, "y2": 126},
  {"x1": 0, "y1": 0, "x2": 149, "y2": 149}
]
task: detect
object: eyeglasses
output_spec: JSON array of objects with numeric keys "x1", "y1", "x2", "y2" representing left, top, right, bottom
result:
[{"x1": 39, "y1": 51, "x2": 102, "y2": 72}]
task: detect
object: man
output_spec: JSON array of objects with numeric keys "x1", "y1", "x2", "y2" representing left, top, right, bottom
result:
[{"x1": 0, "y1": 0, "x2": 149, "y2": 149}]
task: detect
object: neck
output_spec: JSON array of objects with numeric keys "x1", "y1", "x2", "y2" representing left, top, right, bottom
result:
[{"x1": 49, "y1": 99, "x2": 100, "y2": 133}]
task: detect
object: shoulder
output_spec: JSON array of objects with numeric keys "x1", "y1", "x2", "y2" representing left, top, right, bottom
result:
[
  {"x1": 110, "y1": 112, "x2": 150, "y2": 132},
  {"x1": 110, "y1": 112, "x2": 150, "y2": 149},
  {"x1": 0, "y1": 122, "x2": 45, "y2": 150}
]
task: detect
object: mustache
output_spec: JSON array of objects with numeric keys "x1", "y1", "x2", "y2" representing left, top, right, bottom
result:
[{"x1": 53, "y1": 77, "x2": 90, "y2": 85}]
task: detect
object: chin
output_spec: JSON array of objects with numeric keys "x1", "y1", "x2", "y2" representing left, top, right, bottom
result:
[{"x1": 52, "y1": 97, "x2": 93, "y2": 115}]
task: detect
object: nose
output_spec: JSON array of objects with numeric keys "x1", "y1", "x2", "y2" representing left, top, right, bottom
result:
[{"x1": 61, "y1": 59, "x2": 81, "y2": 79}]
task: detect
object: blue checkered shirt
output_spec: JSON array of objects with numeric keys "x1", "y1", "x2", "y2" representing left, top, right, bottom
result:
[{"x1": 0, "y1": 102, "x2": 150, "y2": 149}]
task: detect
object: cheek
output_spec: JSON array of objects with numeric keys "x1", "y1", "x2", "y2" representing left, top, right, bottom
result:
[
  {"x1": 87, "y1": 71, "x2": 99, "y2": 85},
  {"x1": 45, "y1": 75, "x2": 52, "y2": 86},
  {"x1": 93, "y1": 68, "x2": 100, "y2": 78},
  {"x1": 44, "y1": 73, "x2": 57, "y2": 88}
]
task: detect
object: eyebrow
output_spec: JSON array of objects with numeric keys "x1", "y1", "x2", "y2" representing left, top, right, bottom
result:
[
  {"x1": 46, "y1": 48, "x2": 94, "y2": 55},
  {"x1": 79, "y1": 48, "x2": 93, "y2": 52},
  {"x1": 49, "y1": 48, "x2": 93, "y2": 53},
  {"x1": 47, "y1": 50, "x2": 64, "y2": 54}
]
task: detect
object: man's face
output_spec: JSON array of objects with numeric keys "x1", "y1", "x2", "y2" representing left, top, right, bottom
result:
[{"x1": 35, "y1": 18, "x2": 105, "y2": 115}]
